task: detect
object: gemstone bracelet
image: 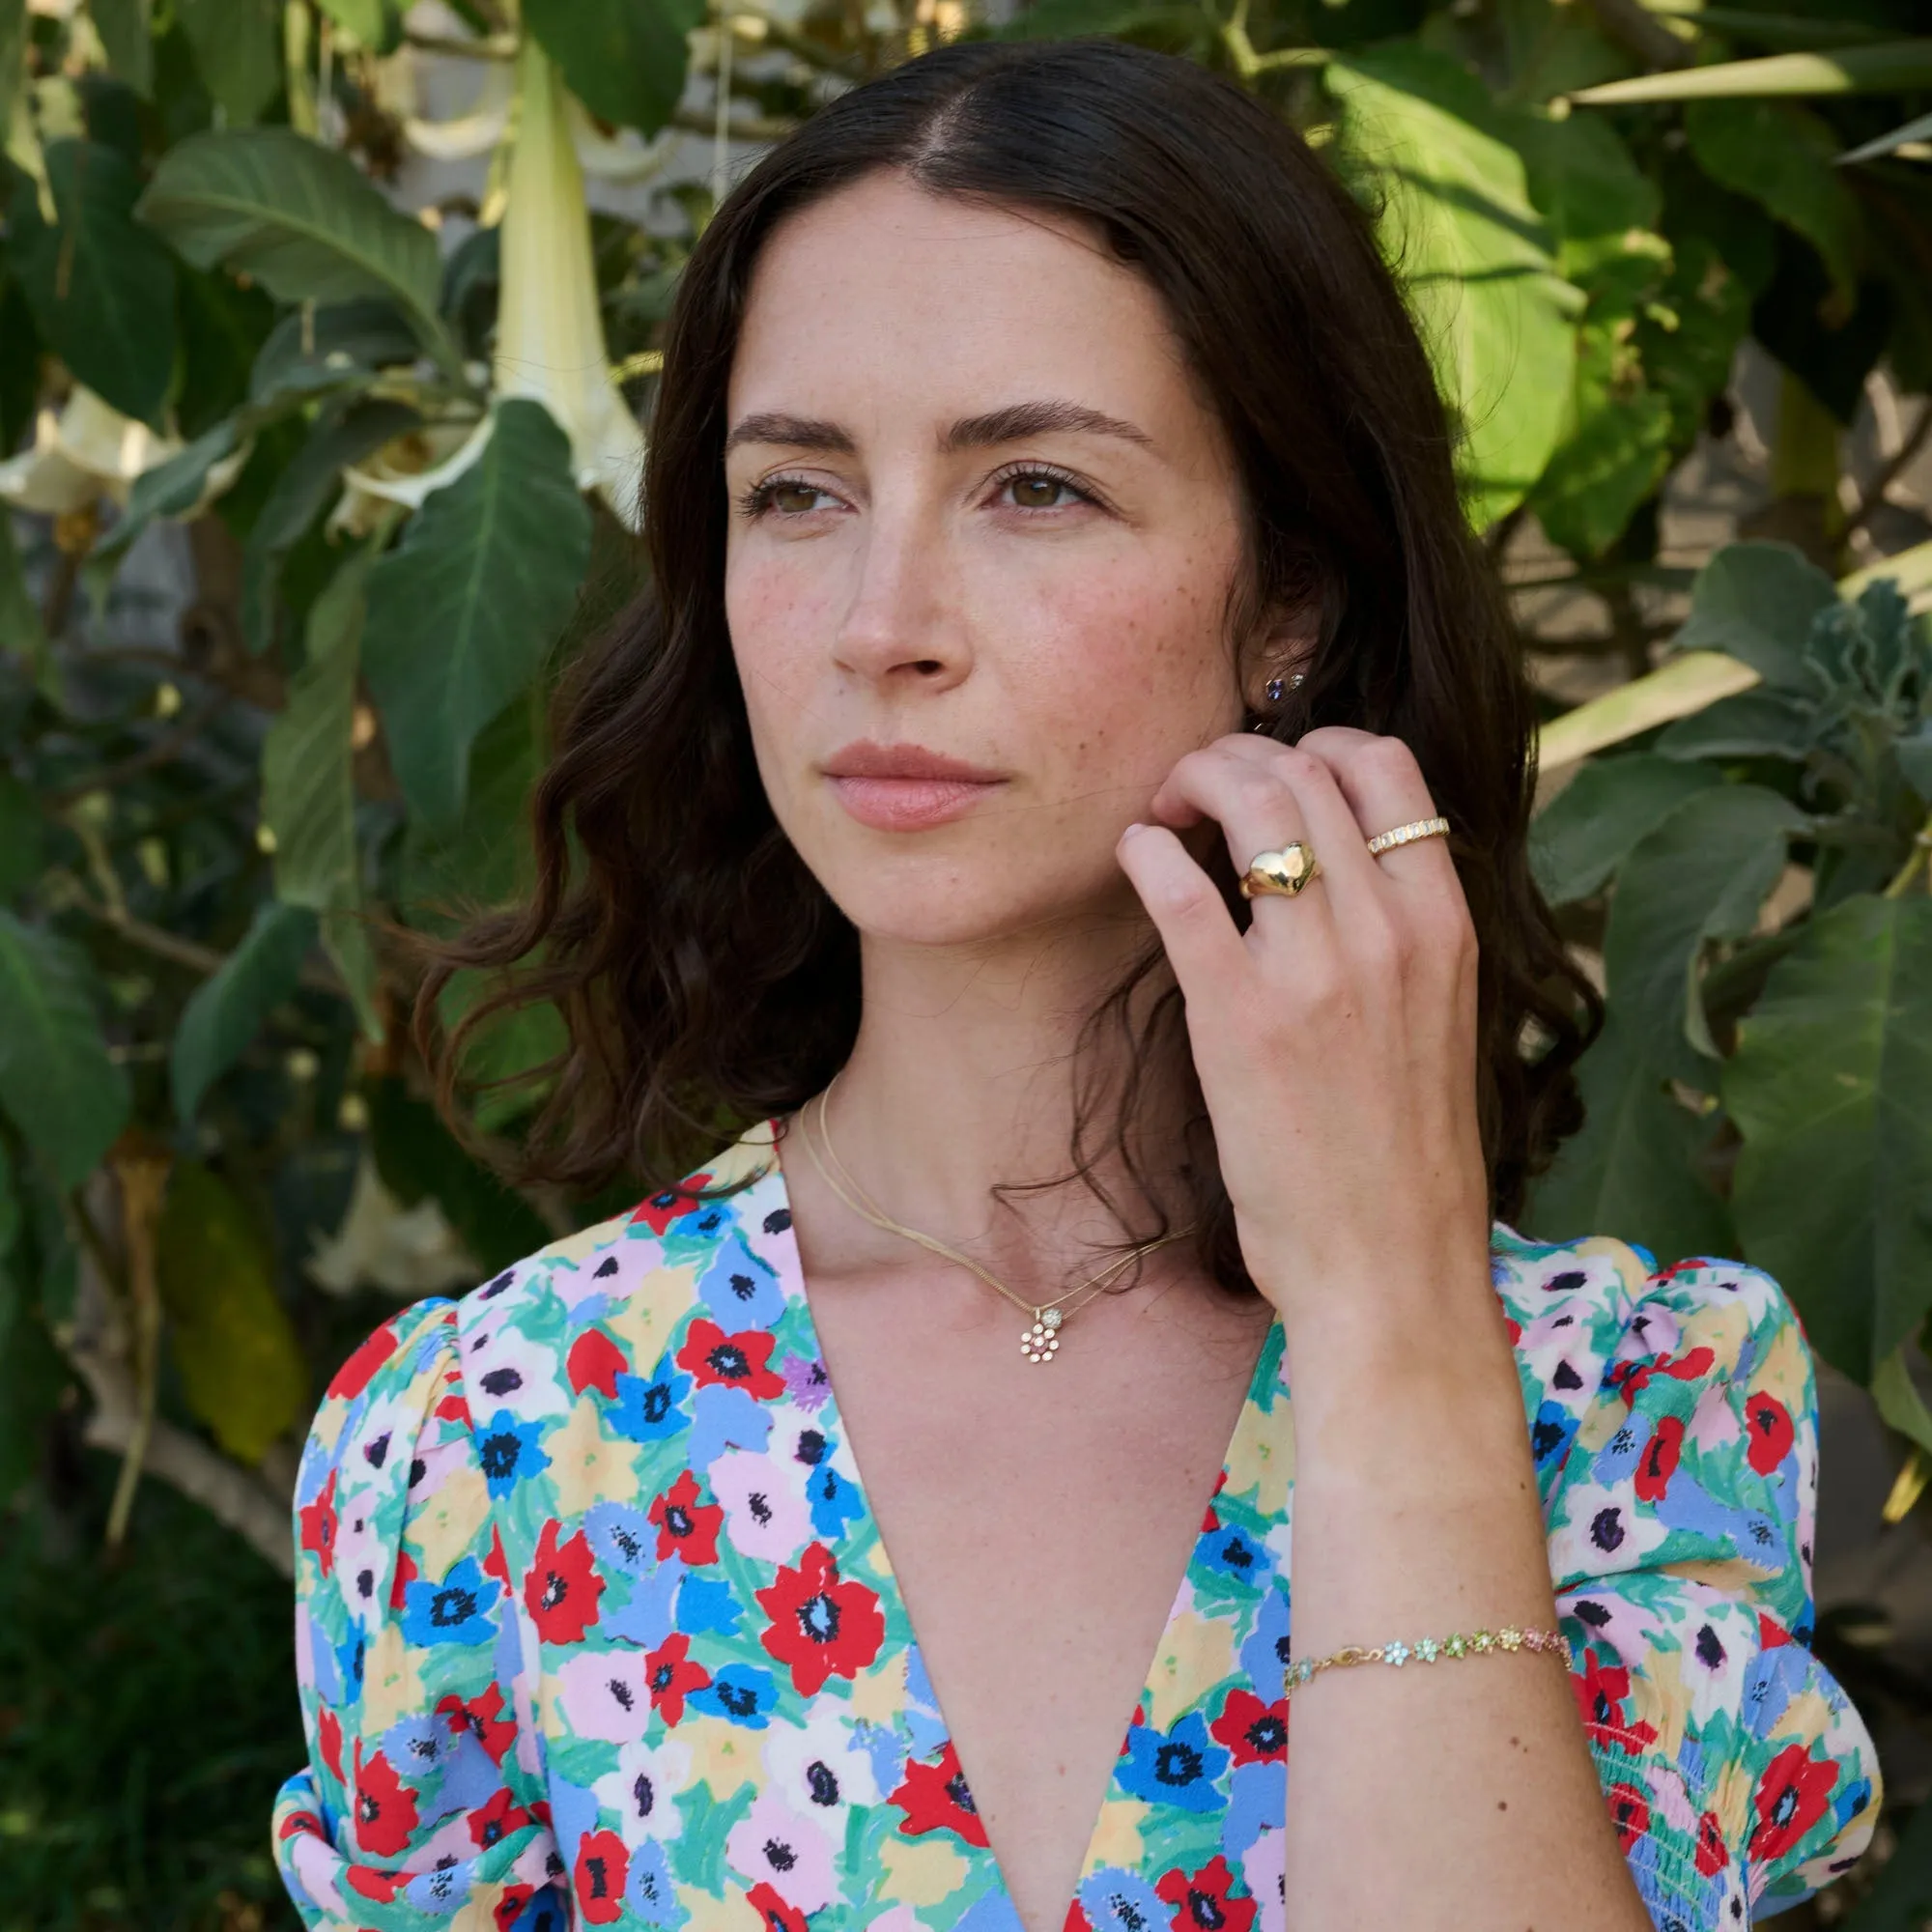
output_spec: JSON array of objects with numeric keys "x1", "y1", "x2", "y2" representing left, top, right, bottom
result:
[{"x1": 1284, "y1": 1625, "x2": 1568, "y2": 1696}]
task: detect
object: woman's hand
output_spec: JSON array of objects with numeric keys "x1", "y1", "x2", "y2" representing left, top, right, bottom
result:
[{"x1": 1115, "y1": 725, "x2": 1492, "y2": 1351}]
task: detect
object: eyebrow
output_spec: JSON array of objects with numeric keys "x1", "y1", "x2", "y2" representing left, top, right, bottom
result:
[{"x1": 723, "y1": 398, "x2": 1156, "y2": 457}]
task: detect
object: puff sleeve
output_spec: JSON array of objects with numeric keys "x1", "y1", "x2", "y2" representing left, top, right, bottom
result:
[
  {"x1": 1509, "y1": 1240, "x2": 1882, "y2": 1928},
  {"x1": 271, "y1": 1300, "x2": 563, "y2": 1931}
]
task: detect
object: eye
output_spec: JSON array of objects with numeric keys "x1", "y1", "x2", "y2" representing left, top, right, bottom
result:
[
  {"x1": 993, "y1": 465, "x2": 1096, "y2": 513},
  {"x1": 736, "y1": 474, "x2": 837, "y2": 519}
]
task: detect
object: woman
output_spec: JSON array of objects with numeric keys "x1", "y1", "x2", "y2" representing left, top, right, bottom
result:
[{"x1": 272, "y1": 36, "x2": 1880, "y2": 1932}]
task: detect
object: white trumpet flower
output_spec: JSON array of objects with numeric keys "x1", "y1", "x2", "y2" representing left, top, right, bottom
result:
[
  {"x1": 492, "y1": 34, "x2": 645, "y2": 527},
  {"x1": 0, "y1": 385, "x2": 245, "y2": 519}
]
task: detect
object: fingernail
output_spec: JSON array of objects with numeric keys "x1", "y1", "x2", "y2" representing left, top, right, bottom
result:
[{"x1": 1121, "y1": 821, "x2": 1147, "y2": 839}]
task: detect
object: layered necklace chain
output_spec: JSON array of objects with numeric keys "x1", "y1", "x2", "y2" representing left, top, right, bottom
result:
[{"x1": 797, "y1": 1072, "x2": 1194, "y2": 1364}]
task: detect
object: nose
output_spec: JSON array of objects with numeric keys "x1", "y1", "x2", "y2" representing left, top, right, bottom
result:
[{"x1": 831, "y1": 500, "x2": 970, "y2": 696}]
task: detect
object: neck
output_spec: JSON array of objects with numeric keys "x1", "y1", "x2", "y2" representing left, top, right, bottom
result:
[{"x1": 797, "y1": 900, "x2": 1192, "y2": 1289}]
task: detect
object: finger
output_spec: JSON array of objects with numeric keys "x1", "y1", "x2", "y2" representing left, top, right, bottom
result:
[
  {"x1": 1114, "y1": 821, "x2": 1251, "y2": 993},
  {"x1": 1293, "y1": 727, "x2": 1453, "y2": 893}
]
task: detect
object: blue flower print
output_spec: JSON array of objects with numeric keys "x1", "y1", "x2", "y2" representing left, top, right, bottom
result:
[
  {"x1": 609, "y1": 1359, "x2": 692, "y2": 1444},
  {"x1": 1116, "y1": 1712, "x2": 1228, "y2": 1811},
  {"x1": 626, "y1": 1839, "x2": 684, "y2": 1926},
  {"x1": 382, "y1": 1713, "x2": 451, "y2": 1778},
  {"x1": 584, "y1": 1501, "x2": 657, "y2": 1577},
  {"x1": 676, "y1": 1572, "x2": 742, "y2": 1636},
  {"x1": 688, "y1": 1663, "x2": 777, "y2": 1729},
  {"x1": 399, "y1": 1555, "x2": 501, "y2": 1647},
  {"x1": 1239, "y1": 1585, "x2": 1291, "y2": 1700},
  {"x1": 688, "y1": 1382, "x2": 772, "y2": 1467},
  {"x1": 1220, "y1": 1758, "x2": 1284, "y2": 1862},
  {"x1": 1197, "y1": 1522, "x2": 1266, "y2": 1584},
  {"x1": 405, "y1": 1860, "x2": 472, "y2": 1916},
  {"x1": 475, "y1": 1410, "x2": 550, "y2": 1499},
  {"x1": 601, "y1": 1560, "x2": 680, "y2": 1649},
  {"x1": 1078, "y1": 1866, "x2": 1170, "y2": 1932},
  {"x1": 1530, "y1": 1399, "x2": 1580, "y2": 1471},
  {"x1": 698, "y1": 1245, "x2": 784, "y2": 1330},
  {"x1": 1591, "y1": 1419, "x2": 1646, "y2": 1487},
  {"x1": 807, "y1": 1464, "x2": 865, "y2": 1541}
]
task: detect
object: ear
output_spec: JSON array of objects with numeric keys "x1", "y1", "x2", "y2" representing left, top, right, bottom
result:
[{"x1": 1241, "y1": 601, "x2": 1321, "y2": 713}]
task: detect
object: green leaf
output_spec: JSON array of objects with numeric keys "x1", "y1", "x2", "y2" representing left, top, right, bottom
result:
[
  {"x1": 1520, "y1": 1007, "x2": 1734, "y2": 1260},
  {"x1": 1654, "y1": 688, "x2": 1815, "y2": 762},
  {"x1": 524, "y1": 0, "x2": 705, "y2": 137},
  {"x1": 1328, "y1": 57, "x2": 1582, "y2": 529},
  {"x1": 0, "y1": 766, "x2": 43, "y2": 901},
  {"x1": 399, "y1": 689, "x2": 542, "y2": 920},
  {"x1": 0, "y1": 510, "x2": 47, "y2": 682},
  {"x1": 313, "y1": 0, "x2": 403, "y2": 54},
  {"x1": 171, "y1": 901, "x2": 318, "y2": 1122},
  {"x1": 242, "y1": 395, "x2": 419, "y2": 653},
  {"x1": 1511, "y1": 110, "x2": 1659, "y2": 244},
  {"x1": 137, "y1": 129, "x2": 451, "y2": 363},
  {"x1": 365, "y1": 1077, "x2": 550, "y2": 1277},
  {"x1": 1840, "y1": 107, "x2": 1932, "y2": 167},
  {"x1": 11, "y1": 138, "x2": 178, "y2": 424},
  {"x1": 1725, "y1": 894, "x2": 1932, "y2": 1382},
  {"x1": 1572, "y1": 40, "x2": 1932, "y2": 105},
  {"x1": 177, "y1": 0, "x2": 281, "y2": 126},
  {"x1": 1634, "y1": 232, "x2": 1752, "y2": 448},
  {"x1": 262, "y1": 539, "x2": 387, "y2": 1037},
  {"x1": 93, "y1": 416, "x2": 239, "y2": 564},
  {"x1": 1898, "y1": 723, "x2": 1932, "y2": 803},
  {"x1": 154, "y1": 1160, "x2": 307, "y2": 1463},
  {"x1": 1529, "y1": 753, "x2": 1723, "y2": 903},
  {"x1": 1530, "y1": 368, "x2": 1673, "y2": 560},
  {"x1": 0, "y1": 912, "x2": 130, "y2": 1187},
  {"x1": 362, "y1": 400, "x2": 589, "y2": 832},
  {"x1": 1670, "y1": 540, "x2": 1839, "y2": 691},
  {"x1": 1684, "y1": 100, "x2": 1862, "y2": 299},
  {"x1": 91, "y1": 0, "x2": 155, "y2": 97},
  {"x1": 248, "y1": 297, "x2": 422, "y2": 405},
  {"x1": 1604, "y1": 781, "x2": 1807, "y2": 1084}
]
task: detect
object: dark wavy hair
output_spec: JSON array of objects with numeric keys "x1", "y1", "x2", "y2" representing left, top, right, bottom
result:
[{"x1": 418, "y1": 34, "x2": 1599, "y2": 1285}]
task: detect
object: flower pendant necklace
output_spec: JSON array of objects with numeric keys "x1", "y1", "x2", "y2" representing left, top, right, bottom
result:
[{"x1": 797, "y1": 1074, "x2": 1193, "y2": 1364}]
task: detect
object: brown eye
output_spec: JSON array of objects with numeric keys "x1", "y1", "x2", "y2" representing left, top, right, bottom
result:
[
  {"x1": 770, "y1": 481, "x2": 822, "y2": 513},
  {"x1": 1009, "y1": 474, "x2": 1067, "y2": 509}
]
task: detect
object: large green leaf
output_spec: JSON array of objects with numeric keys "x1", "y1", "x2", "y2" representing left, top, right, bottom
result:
[
  {"x1": 399, "y1": 690, "x2": 543, "y2": 920},
  {"x1": 524, "y1": 0, "x2": 704, "y2": 138},
  {"x1": 93, "y1": 417, "x2": 240, "y2": 566},
  {"x1": 91, "y1": 0, "x2": 155, "y2": 97},
  {"x1": 136, "y1": 129, "x2": 451, "y2": 362},
  {"x1": 1725, "y1": 895, "x2": 1932, "y2": 1383},
  {"x1": 1604, "y1": 781, "x2": 1807, "y2": 1085},
  {"x1": 1521, "y1": 1008, "x2": 1734, "y2": 1262},
  {"x1": 1328, "y1": 57, "x2": 1582, "y2": 529},
  {"x1": 1529, "y1": 753, "x2": 1722, "y2": 903},
  {"x1": 261, "y1": 541, "x2": 384, "y2": 1036},
  {"x1": 0, "y1": 912, "x2": 130, "y2": 1187},
  {"x1": 154, "y1": 1161, "x2": 307, "y2": 1464},
  {"x1": 11, "y1": 138, "x2": 178, "y2": 423},
  {"x1": 1670, "y1": 540, "x2": 1838, "y2": 692},
  {"x1": 171, "y1": 901, "x2": 318, "y2": 1122},
  {"x1": 362, "y1": 400, "x2": 589, "y2": 832},
  {"x1": 177, "y1": 0, "x2": 281, "y2": 126},
  {"x1": 248, "y1": 298, "x2": 421, "y2": 406},
  {"x1": 1654, "y1": 688, "x2": 1814, "y2": 763},
  {"x1": 1684, "y1": 100, "x2": 1862, "y2": 299},
  {"x1": 1572, "y1": 41, "x2": 1932, "y2": 105},
  {"x1": 0, "y1": 766, "x2": 41, "y2": 901},
  {"x1": 1510, "y1": 111, "x2": 1658, "y2": 245},
  {"x1": 1529, "y1": 341, "x2": 1673, "y2": 559}
]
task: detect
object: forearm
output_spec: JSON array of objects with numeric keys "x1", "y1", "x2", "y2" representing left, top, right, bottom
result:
[{"x1": 1278, "y1": 1282, "x2": 1654, "y2": 1931}]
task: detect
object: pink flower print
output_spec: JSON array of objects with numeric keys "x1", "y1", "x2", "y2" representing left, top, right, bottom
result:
[
  {"x1": 1239, "y1": 1827, "x2": 1285, "y2": 1932},
  {"x1": 762, "y1": 1701, "x2": 883, "y2": 1811},
  {"x1": 725, "y1": 1788, "x2": 840, "y2": 1915},
  {"x1": 555, "y1": 1646, "x2": 654, "y2": 1744},
  {"x1": 710, "y1": 1448, "x2": 813, "y2": 1567},
  {"x1": 866, "y1": 1911, "x2": 926, "y2": 1932},
  {"x1": 593, "y1": 1737, "x2": 693, "y2": 1843}
]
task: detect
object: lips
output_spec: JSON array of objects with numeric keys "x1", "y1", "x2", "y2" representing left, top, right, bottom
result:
[{"x1": 821, "y1": 740, "x2": 1008, "y2": 832}]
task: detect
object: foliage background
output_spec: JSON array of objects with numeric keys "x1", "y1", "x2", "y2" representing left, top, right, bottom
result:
[{"x1": 2, "y1": 0, "x2": 1931, "y2": 1925}]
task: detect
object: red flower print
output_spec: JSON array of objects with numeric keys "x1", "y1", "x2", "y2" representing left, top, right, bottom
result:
[
  {"x1": 648, "y1": 1469, "x2": 724, "y2": 1565},
  {"x1": 1747, "y1": 1743, "x2": 1838, "y2": 1864},
  {"x1": 749, "y1": 1882, "x2": 810, "y2": 1932},
  {"x1": 632, "y1": 1178, "x2": 713, "y2": 1236},
  {"x1": 1695, "y1": 1808, "x2": 1729, "y2": 1876},
  {"x1": 1065, "y1": 1901, "x2": 1094, "y2": 1932},
  {"x1": 494, "y1": 1886, "x2": 536, "y2": 1932},
  {"x1": 469, "y1": 1784, "x2": 532, "y2": 1850},
  {"x1": 353, "y1": 1744, "x2": 419, "y2": 1858},
  {"x1": 1607, "y1": 1347, "x2": 1716, "y2": 1407},
  {"x1": 1201, "y1": 1470, "x2": 1229, "y2": 1533},
  {"x1": 567, "y1": 1329, "x2": 629, "y2": 1401},
  {"x1": 435, "y1": 1387, "x2": 471, "y2": 1427},
  {"x1": 1634, "y1": 1416, "x2": 1686, "y2": 1504},
  {"x1": 485, "y1": 1523, "x2": 513, "y2": 1587},
  {"x1": 439, "y1": 1684, "x2": 518, "y2": 1765},
  {"x1": 1758, "y1": 1609, "x2": 1792, "y2": 1650},
  {"x1": 644, "y1": 1632, "x2": 711, "y2": 1724},
  {"x1": 675, "y1": 1319, "x2": 786, "y2": 1400},
  {"x1": 1156, "y1": 1855, "x2": 1257, "y2": 1932},
  {"x1": 890, "y1": 1740, "x2": 989, "y2": 1846},
  {"x1": 389, "y1": 1548, "x2": 416, "y2": 1610},
  {"x1": 1209, "y1": 1688, "x2": 1288, "y2": 1764},
  {"x1": 574, "y1": 1827, "x2": 629, "y2": 1924},
  {"x1": 298, "y1": 1469, "x2": 338, "y2": 1577},
  {"x1": 756, "y1": 1540, "x2": 887, "y2": 1695},
  {"x1": 524, "y1": 1520, "x2": 605, "y2": 1643},
  {"x1": 1745, "y1": 1390, "x2": 1796, "y2": 1474},
  {"x1": 1569, "y1": 1653, "x2": 1658, "y2": 1756},
  {"x1": 327, "y1": 1321, "x2": 399, "y2": 1401},
  {"x1": 318, "y1": 1706, "x2": 345, "y2": 1784},
  {"x1": 1605, "y1": 1781, "x2": 1650, "y2": 1851}
]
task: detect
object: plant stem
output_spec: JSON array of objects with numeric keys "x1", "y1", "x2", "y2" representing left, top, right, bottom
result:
[
  {"x1": 102, "y1": 1145, "x2": 172, "y2": 1552},
  {"x1": 1883, "y1": 815, "x2": 1932, "y2": 898}
]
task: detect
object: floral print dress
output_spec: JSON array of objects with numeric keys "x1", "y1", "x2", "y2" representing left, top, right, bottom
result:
[{"x1": 273, "y1": 1122, "x2": 1880, "y2": 1932}]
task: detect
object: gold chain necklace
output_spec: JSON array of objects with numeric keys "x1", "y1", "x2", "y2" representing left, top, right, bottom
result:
[{"x1": 797, "y1": 1073, "x2": 1195, "y2": 1364}]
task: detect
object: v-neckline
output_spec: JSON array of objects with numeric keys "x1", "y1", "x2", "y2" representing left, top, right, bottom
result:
[{"x1": 741, "y1": 1122, "x2": 1287, "y2": 1929}]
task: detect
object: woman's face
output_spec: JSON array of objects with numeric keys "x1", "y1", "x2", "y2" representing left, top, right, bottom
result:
[{"x1": 724, "y1": 170, "x2": 1276, "y2": 952}]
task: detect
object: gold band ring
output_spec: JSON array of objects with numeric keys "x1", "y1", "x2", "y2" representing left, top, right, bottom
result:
[
  {"x1": 1365, "y1": 815, "x2": 1450, "y2": 858},
  {"x1": 1239, "y1": 842, "x2": 1321, "y2": 899}
]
